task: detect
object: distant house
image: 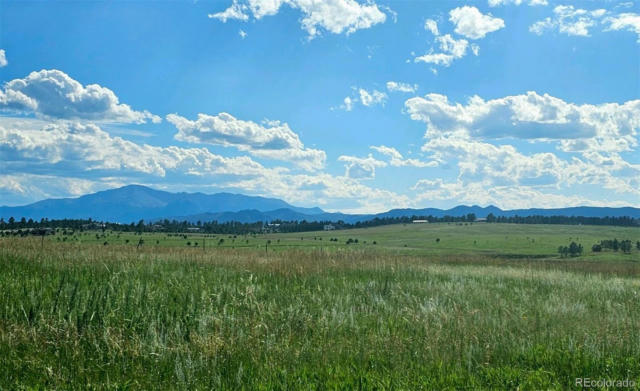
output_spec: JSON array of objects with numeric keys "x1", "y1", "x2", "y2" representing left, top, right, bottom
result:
[
  {"x1": 475, "y1": 218, "x2": 487, "y2": 222},
  {"x1": 323, "y1": 224, "x2": 336, "y2": 231},
  {"x1": 186, "y1": 227, "x2": 201, "y2": 232},
  {"x1": 412, "y1": 220, "x2": 428, "y2": 224}
]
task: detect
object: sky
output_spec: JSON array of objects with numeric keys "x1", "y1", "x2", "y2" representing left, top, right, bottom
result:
[{"x1": 0, "y1": 0, "x2": 638, "y2": 213}]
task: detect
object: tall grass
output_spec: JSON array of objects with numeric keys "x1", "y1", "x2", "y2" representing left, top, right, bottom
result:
[{"x1": 1, "y1": 239, "x2": 639, "y2": 389}]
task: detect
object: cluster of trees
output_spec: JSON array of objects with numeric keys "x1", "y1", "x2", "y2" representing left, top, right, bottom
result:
[
  {"x1": 558, "y1": 242, "x2": 584, "y2": 257},
  {"x1": 485, "y1": 214, "x2": 637, "y2": 227},
  {"x1": 592, "y1": 239, "x2": 637, "y2": 253}
]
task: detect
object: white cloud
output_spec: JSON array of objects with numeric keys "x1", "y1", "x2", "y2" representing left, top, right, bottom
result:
[
  {"x1": 209, "y1": 0, "x2": 388, "y2": 38},
  {"x1": 449, "y1": 6, "x2": 505, "y2": 39},
  {"x1": 358, "y1": 88, "x2": 387, "y2": 106},
  {"x1": 337, "y1": 87, "x2": 386, "y2": 110},
  {"x1": 404, "y1": 92, "x2": 640, "y2": 154},
  {"x1": 370, "y1": 145, "x2": 437, "y2": 168},
  {"x1": 615, "y1": 2, "x2": 635, "y2": 9},
  {"x1": 0, "y1": 120, "x2": 271, "y2": 181},
  {"x1": 424, "y1": 19, "x2": 439, "y2": 35},
  {"x1": 532, "y1": 7, "x2": 640, "y2": 41},
  {"x1": 0, "y1": 50, "x2": 7, "y2": 67},
  {"x1": 604, "y1": 12, "x2": 640, "y2": 41},
  {"x1": 208, "y1": 0, "x2": 250, "y2": 22},
  {"x1": 386, "y1": 81, "x2": 418, "y2": 93},
  {"x1": 403, "y1": 92, "x2": 640, "y2": 206},
  {"x1": 0, "y1": 69, "x2": 160, "y2": 124},
  {"x1": 342, "y1": 96, "x2": 354, "y2": 111},
  {"x1": 338, "y1": 154, "x2": 387, "y2": 179},
  {"x1": 415, "y1": 7, "x2": 500, "y2": 68},
  {"x1": 410, "y1": 134, "x2": 640, "y2": 209},
  {"x1": 530, "y1": 5, "x2": 607, "y2": 37},
  {"x1": 166, "y1": 112, "x2": 326, "y2": 171},
  {"x1": 488, "y1": 0, "x2": 548, "y2": 7},
  {"x1": 414, "y1": 34, "x2": 474, "y2": 67},
  {"x1": 239, "y1": 29, "x2": 248, "y2": 39}
]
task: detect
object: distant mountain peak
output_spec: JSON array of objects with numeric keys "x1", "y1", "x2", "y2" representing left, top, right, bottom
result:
[
  {"x1": 0, "y1": 185, "x2": 325, "y2": 223},
  {"x1": 0, "y1": 185, "x2": 638, "y2": 223}
]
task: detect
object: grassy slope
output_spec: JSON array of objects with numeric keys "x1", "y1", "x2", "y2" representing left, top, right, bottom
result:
[{"x1": 1, "y1": 224, "x2": 639, "y2": 389}]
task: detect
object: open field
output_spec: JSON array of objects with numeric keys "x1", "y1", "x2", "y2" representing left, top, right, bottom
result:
[
  {"x1": 44, "y1": 222, "x2": 639, "y2": 260},
  {"x1": 1, "y1": 223, "x2": 639, "y2": 389}
]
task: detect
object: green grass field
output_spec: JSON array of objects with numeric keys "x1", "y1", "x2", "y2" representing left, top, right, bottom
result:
[
  {"x1": 1, "y1": 223, "x2": 639, "y2": 389},
  {"x1": 50, "y1": 222, "x2": 639, "y2": 260}
]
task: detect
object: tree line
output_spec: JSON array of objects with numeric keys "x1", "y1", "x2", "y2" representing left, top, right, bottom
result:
[
  {"x1": 0, "y1": 211, "x2": 638, "y2": 236},
  {"x1": 485, "y1": 213, "x2": 637, "y2": 227},
  {"x1": 592, "y1": 239, "x2": 638, "y2": 253}
]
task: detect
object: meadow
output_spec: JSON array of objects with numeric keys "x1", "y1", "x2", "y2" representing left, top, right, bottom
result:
[{"x1": 1, "y1": 223, "x2": 639, "y2": 389}]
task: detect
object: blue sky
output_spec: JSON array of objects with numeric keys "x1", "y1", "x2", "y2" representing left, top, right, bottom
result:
[{"x1": 0, "y1": 0, "x2": 638, "y2": 212}]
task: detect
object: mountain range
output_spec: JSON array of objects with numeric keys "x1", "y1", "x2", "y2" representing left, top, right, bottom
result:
[{"x1": 1, "y1": 185, "x2": 639, "y2": 223}]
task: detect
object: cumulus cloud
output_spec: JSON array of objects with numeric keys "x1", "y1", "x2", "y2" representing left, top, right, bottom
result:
[
  {"x1": 166, "y1": 112, "x2": 326, "y2": 171},
  {"x1": 338, "y1": 154, "x2": 387, "y2": 179},
  {"x1": 422, "y1": 137, "x2": 570, "y2": 187},
  {"x1": 530, "y1": 5, "x2": 607, "y2": 36},
  {"x1": 0, "y1": 120, "x2": 271, "y2": 182},
  {"x1": 488, "y1": 0, "x2": 547, "y2": 6},
  {"x1": 415, "y1": 6, "x2": 501, "y2": 68},
  {"x1": 405, "y1": 92, "x2": 640, "y2": 154},
  {"x1": 209, "y1": 0, "x2": 250, "y2": 22},
  {"x1": 341, "y1": 96, "x2": 354, "y2": 111},
  {"x1": 370, "y1": 145, "x2": 437, "y2": 168},
  {"x1": 0, "y1": 50, "x2": 7, "y2": 67},
  {"x1": 424, "y1": 19, "x2": 439, "y2": 35},
  {"x1": 403, "y1": 92, "x2": 640, "y2": 206},
  {"x1": 337, "y1": 87, "x2": 387, "y2": 110},
  {"x1": 410, "y1": 133, "x2": 640, "y2": 209},
  {"x1": 358, "y1": 88, "x2": 387, "y2": 106},
  {"x1": 386, "y1": 81, "x2": 418, "y2": 93},
  {"x1": 209, "y1": 0, "x2": 388, "y2": 38},
  {"x1": 531, "y1": 7, "x2": 640, "y2": 41},
  {"x1": 0, "y1": 70, "x2": 160, "y2": 123},
  {"x1": 414, "y1": 34, "x2": 475, "y2": 67},
  {"x1": 604, "y1": 12, "x2": 640, "y2": 41},
  {"x1": 449, "y1": 6, "x2": 505, "y2": 39}
]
